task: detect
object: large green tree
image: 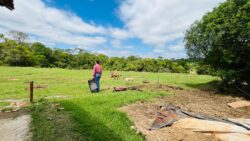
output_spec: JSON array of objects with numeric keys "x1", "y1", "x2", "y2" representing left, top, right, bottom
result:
[
  {"x1": 31, "y1": 42, "x2": 53, "y2": 67},
  {"x1": 184, "y1": 0, "x2": 250, "y2": 87}
]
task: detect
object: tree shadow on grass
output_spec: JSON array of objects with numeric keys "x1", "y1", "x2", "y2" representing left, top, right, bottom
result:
[
  {"x1": 60, "y1": 100, "x2": 124, "y2": 141},
  {"x1": 183, "y1": 80, "x2": 249, "y2": 98},
  {"x1": 183, "y1": 80, "x2": 221, "y2": 91}
]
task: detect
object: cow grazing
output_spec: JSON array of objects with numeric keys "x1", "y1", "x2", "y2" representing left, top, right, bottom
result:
[
  {"x1": 125, "y1": 77, "x2": 134, "y2": 82},
  {"x1": 111, "y1": 71, "x2": 120, "y2": 80}
]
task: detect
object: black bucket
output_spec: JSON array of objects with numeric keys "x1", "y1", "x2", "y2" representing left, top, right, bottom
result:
[{"x1": 88, "y1": 79, "x2": 98, "y2": 93}]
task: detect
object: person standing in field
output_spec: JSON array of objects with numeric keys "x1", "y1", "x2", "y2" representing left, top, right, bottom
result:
[{"x1": 92, "y1": 60, "x2": 102, "y2": 92}]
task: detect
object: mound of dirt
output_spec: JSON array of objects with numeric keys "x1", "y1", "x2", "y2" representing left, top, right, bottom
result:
[{"x1": 120, "y1": 84, "x2": 250, "y2": 141}]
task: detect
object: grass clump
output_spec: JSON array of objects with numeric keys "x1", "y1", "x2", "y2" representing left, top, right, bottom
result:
[
  {"x1": 31, "y1": 99, "x2": 86, "y2": 141},
  {"x1": 0, "y1": 102, "x2": 10, "y2": 107}
]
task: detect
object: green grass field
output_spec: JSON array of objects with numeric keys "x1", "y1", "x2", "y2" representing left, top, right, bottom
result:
[{"x1": 0, "y1": 66, "x2": 218, "y2": 141}]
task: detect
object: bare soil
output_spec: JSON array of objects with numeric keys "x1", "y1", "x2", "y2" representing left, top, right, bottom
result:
[
  {"x1": 0, "y1": 108, "x2": 29, "y2": 119},
  {"x1": 120, "y1": 84, "x2": 250, "y2": 141},
  {"x1": 0, "y1": 113, "x2": 31, "y2": 141},
  {"x1": 0, "y1": 99, "x2": 31, "y2": 141}
]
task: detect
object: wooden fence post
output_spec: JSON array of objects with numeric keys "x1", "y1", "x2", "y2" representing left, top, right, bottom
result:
[{"x1": 30, "y1": 81, "x2": 33, "y2": 102}]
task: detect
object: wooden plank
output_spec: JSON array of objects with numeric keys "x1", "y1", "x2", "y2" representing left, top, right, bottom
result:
[
  {"x1": 172, "y1": 118, "x2": 250, "y2": 135},
  {"x1": 227, "y1": 100, "x2": 250, "y2": 108}
]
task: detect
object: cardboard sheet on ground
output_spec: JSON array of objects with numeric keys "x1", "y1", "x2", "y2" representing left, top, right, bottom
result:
[
  {"x1": 150, "y1": 105, "x2": 250, "y2": 141},
  {"x1": 173, "y1": 118, "x2": 250, "y2": 134},
  {"x1": 150, "y1": 105, "x2": 250, "y2": 130},
  {"x1": 172, "y1": 118, "x2": 250, "y2": 141},
  {"x1": 227, "y1": 118, "x2": 250, "y2": 129},
  {"x1": 213, "y1": 133, "x2": 250, "y2": 141},
  {"x1": 227, "y1": 100, "x2": 250, "y2": 108},
  {"x1": 150, "y1": 105, "x2": 231, "y2": 130}
]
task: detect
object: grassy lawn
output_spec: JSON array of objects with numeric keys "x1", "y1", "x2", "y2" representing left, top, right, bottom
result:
[{"x1": 0, "y1": 66, "x2": 218, "y2": 141}]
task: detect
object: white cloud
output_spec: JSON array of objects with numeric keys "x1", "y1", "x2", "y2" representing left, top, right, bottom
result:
[
  {"x1": 119, "y1": 0, "x2": 225, "y2": 47},
  {"x1": 0, "y1": 0, "x2": 106, "y2": 47},
  {"x1": 167, "y1": 44, "x2": 185, "y2": 52},
  {"x1": 110, "y1": 39, "x2": 133, "y2": 49},
  {"x1": 108, "y1": 27, "x2": 131, "y2": 40},
  {"x1": 0, "y1": 0, "x2": 226, "y2": 59},
  {"x1": 95, "y1": 49, "x2": 131, "y2": 57},
  {"x1": 110, "y1": 39, "x2": 122, "y2": 48},
  {"x1": 153, "y1": 42, "x2": 187, "y2": 58}
]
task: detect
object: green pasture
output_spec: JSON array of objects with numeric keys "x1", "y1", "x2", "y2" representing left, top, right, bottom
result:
[{"x1": 0, "y1": 66, "x2": 218, "y2": 141}]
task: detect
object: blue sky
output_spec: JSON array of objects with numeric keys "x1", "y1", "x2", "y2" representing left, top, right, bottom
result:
[
  {"x1": 45, "y1": 0, "x2": 123, "y2": 27},
  {"x1": 0, "y1": 0, "x2": 225, "y2": 58}
]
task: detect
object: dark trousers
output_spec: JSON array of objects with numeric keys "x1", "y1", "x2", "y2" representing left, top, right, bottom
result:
[{"x1": 94, "y1": 73, "x2": 101, "y2": 92}]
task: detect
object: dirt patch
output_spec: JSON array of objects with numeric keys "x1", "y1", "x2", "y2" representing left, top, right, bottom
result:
[
  {"x1": 120, "y1": 84, "x2": 250, "y2": 141},
  {"x1": 113, "y1": 84, "x2": 182, "y2": 93},
  {"x1": 0, "y1": 100, "x2": 29, "y2": 113},
  {"x1": 138, "y1": 84, "x2": 184, "y2": 91},
  {"x1": 0, "y1": 114, "x2": 31, "y2": 141},
  {"x1": 0, "y1": 100, "x2": 30, "y2": 118},
  {"x1": 8, "y1": 78, "x2": 19, "y2": 81},
  {"x1": 0, "y1": 108, "x2": 29, "y2": 119}
]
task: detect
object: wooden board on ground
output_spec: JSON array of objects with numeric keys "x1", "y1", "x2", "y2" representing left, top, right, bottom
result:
[
  {"x1": 172, "y1": 118, "x2": 250, "y2": 141},
  {"x1": 227, "y1": 100, "x2": 250, "y2": 108}
]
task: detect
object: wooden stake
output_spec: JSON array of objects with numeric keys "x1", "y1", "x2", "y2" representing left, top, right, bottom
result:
[{"x1": 30, "y1": 81, "x2": 33, "y2": 102}]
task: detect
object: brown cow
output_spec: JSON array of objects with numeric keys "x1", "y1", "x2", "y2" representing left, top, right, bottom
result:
[{"x1": 111, "y1": 71, "x2": 120, "y2": 80}]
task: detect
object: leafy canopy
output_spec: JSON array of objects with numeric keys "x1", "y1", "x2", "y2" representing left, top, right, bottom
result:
[{"x1": 184, "y1": 0, "x2": 250, "y2": 86}]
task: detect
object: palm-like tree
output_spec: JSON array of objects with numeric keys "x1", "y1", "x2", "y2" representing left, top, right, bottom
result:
[{"x1": 0, "y1": 0, "x2": 14, "y2": 10}]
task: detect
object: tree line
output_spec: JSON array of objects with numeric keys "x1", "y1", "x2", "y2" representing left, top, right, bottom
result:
[{"x1": 0, "y1": 31, "x2": 195, "y2": 73}]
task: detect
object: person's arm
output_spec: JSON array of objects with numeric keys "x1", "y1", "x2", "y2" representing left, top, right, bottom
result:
[
  {"x1": 92, "y1": 65, "x2": 96, "y2": 78},
  {"x1": 100, "y1": 66, "x2": 102, "y2": 78}
]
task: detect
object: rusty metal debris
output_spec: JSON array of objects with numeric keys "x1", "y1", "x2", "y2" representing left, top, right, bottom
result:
[
  {"x1": 113, "y1": 86, "x2": 127, "y2": 92},
  {"x1": 150, "y1": 105, "x2": 189, "y2": 130}
]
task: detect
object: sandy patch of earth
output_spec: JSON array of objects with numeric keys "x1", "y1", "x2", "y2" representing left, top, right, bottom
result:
[
  {"x1": 0, "y1": 114, "x2": 31, "y2": 141},
  {"x1": 120, "y1": 84, "x2": 250, "y2": 141}
]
